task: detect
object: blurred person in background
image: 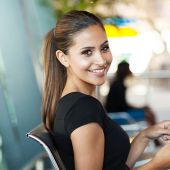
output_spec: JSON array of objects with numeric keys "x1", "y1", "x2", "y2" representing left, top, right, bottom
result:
[
  {"x1": 41, "y1": 10, "x2": 170, "y2": 170},
  {"x1": 105, "y1": 61, "x2": 156, "y2": 126}
]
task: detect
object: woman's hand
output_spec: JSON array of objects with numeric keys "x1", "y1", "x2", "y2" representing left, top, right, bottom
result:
[
  {"x1": 127, "y1": 121, "x2": 170, "y2": 169},
  {"x1": 142, "y1": 120, "x2": 170, "y2": 144}
]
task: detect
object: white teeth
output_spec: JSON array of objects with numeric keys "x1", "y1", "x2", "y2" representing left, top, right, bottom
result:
[{"x1": 90, "y1": 69, "x2": 104, "y2": 73}]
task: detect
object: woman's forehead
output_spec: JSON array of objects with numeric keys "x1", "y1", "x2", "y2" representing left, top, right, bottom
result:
[{"x1": 71, "y1": 25, "x2": 107, "y2": 48}]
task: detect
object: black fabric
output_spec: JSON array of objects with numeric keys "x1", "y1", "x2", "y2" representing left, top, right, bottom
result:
[
  {"x1": 53, "y1": 92, "x2": 130, "y2": 170},
  {"x1": 125, "y1": 165, "x2": 131, "y2": 170}
]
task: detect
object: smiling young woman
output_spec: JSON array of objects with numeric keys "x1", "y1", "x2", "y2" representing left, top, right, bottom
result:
[{"x1": 41, "y1": 10, "x2": 170, "y2": 170}]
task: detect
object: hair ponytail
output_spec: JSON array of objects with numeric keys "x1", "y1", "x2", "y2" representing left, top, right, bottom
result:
[{"x1": 42, "y1": 29, "x2": 67, "y2": 131}]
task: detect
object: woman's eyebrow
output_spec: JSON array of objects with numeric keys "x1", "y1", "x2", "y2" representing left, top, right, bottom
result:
[
  {"x1": 80, "y1": 40, "x2": 108, "y2": 50},
  {"x1": 101, "y1": 40, "x2": 108, "y2": 46},
  {"x1": 81, "y1": 46, "x2": 95, "y2": 50}
]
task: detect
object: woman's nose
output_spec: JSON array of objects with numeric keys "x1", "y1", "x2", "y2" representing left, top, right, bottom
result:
[{"x1": 94, "y1": 53, "x2": 106, "y2": 66}]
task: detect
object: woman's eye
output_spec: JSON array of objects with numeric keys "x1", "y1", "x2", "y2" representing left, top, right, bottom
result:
[
  {"x1": 81, "y1": 50, "x2": 92, "y2": 56},
  {"x1": 101, "y1": 45, "x2": 110, "y2": 53}
]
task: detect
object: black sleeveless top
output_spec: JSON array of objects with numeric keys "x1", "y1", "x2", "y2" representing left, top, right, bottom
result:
[{"x1": 53, "y1": 92, "x2": 130, "y2": 170}]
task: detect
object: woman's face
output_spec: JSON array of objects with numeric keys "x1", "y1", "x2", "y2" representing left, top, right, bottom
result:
[{"x1": 66, "y1": 24, "x2": 113, "y2": 87}]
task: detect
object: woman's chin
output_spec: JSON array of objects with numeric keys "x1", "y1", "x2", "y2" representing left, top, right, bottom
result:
[{"x1": 95, "y1": 79, "x2": 106, "y2": 86}]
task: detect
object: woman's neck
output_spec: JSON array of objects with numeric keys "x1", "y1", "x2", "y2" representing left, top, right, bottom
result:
[{"x1": 61, "y1": 78, "x2": 96, "y2": 97}]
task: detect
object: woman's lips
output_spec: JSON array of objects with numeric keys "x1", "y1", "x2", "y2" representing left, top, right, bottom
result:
[{"x1": 88, "y1": 67, "x2": 106, "y2": 77}]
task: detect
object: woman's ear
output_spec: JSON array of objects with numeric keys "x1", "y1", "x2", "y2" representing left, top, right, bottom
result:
[{"x1": 56, "y1": 50, "x2": 69, "y2": 67}]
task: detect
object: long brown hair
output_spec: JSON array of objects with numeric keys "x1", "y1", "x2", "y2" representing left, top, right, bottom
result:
[{"x1": 42, "y1": 10, "x2": 104, "y2": 130}]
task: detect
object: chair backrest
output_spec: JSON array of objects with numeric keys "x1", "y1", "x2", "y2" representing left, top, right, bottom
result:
[{"x1": 26, "y1": 124, "x2": 66, "y2": 170}]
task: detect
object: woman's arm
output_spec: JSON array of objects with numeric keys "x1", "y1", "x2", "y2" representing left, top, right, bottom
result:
[
  {"x1": 126, "y1": 130, "x2": 149, "y2": 168},
  {"x1": 71, "y1": 123, "x2": 104, "y2": 170},
  {"x1": 127, "y1": 121, "x2": 170, "y2": 169},
  {"x1": 134, "y1": 144, "x2": 170, "y2": 170}
]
